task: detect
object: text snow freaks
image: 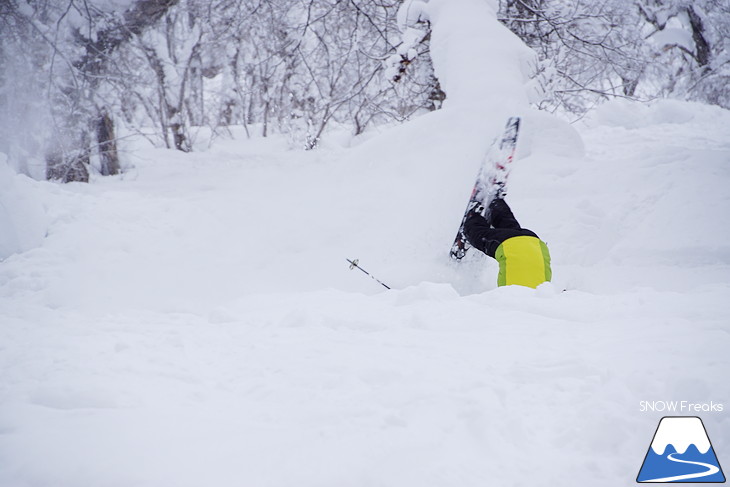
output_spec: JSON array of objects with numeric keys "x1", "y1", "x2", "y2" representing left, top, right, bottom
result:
[{"x1": 639, "y1": 401, "x2": 724, "y2": 413}]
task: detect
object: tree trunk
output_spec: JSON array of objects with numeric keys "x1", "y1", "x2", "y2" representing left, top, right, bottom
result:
[
  {"x1": 96, "y1": 110, "x2": 121, "y2": 176},
  {"x1": 171, "y1": 122, "x2": 187, "y2": 151},
  {"x1": 686, "y1": 6, "x2": 711, "y2": 69},
  {"x1": 263, "y1": 100, "x2": 270, "y2": 137},
  {"x1": 622, "y1": 77, "x2": 639, "y2": 97}
]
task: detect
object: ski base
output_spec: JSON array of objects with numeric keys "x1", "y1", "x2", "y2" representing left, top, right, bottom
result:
[{"x1": 450, "y1": 117, "x2": 520, "y2": 261}]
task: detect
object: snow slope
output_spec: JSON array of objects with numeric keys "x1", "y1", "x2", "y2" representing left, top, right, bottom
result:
[{"x1": 1, "y1": 2, "x2": 730, "y2": 486}]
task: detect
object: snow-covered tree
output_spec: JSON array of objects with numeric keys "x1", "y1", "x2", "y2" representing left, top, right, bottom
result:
[
  {"x1": 499, "y1": 0, "x2": 646, "y2": 114},
  {"x1": 0, "y1": 0, "x2": 179, "y2": 182},
  {"x1": 0, "y1": 1, "x2": 53, "y2": 178},
  {"x1": 498, "y1": 0, "x2": 730, "y2": 115},
  {"x1": 386, "y1": 0, "x2": 445, "y2": 117},
  {"x1": 3, "y1": 0, "x2": 728, "y2": 182},
  {"x1": 639, "y1": 0, "x2": 730, "y2": 109}
]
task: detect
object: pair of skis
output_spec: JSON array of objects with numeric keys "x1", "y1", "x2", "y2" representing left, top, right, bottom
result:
[{"x1": 449, "y1": 117, "x2": 521, "y2": 260}]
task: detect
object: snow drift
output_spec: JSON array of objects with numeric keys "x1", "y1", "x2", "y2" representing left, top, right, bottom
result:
[{"x1": 0, "y1": 154, "x2": 47, "y2": 261}]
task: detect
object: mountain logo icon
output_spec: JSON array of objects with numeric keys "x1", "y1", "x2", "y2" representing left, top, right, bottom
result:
[{"x1": 637, "y1": 416, "x2": 726, "y2": 483}]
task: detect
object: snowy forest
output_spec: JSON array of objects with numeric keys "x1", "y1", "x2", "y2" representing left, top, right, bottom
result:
[
  {"x1": 1, "y1": 0, "x2": 728, "y2": 181},
  {"x1": 1, "y1": 2, "x2": 730, "y2": 486}
]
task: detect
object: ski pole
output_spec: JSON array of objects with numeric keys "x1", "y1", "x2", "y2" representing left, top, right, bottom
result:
[{"x1": 346, "y1": 258, "x2": 391, "y2": 290}]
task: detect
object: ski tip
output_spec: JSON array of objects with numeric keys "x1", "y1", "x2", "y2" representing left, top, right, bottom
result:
[{"x1": 450, "y1": 249, "x2": 466, "y2": 261}]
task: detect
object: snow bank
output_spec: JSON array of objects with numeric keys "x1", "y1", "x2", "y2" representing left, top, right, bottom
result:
[
  {"x1": 0, "y1": 153, "x2": 47, "y2": 260},
  {"x1": 564, "y1": 99, "x2": 730, "y2": 292},
  {"x1": 585, "y1": 98, "x2": 728, "y2": 129}
]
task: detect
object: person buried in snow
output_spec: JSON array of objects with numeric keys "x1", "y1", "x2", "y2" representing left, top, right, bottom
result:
[{"x1": 464, "y1": 196, "x2": 551, "y2": 289}]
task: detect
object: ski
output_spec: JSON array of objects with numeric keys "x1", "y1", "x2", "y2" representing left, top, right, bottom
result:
[{"x1": 450, "y1": 117, "x2": 521, "y2": 260}]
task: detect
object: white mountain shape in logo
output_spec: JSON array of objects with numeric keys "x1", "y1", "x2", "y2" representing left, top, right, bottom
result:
[{"x1": 651, "y1": 417, "x2": 712, "y2": 455}]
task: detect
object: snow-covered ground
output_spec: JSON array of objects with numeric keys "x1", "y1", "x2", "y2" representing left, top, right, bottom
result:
[{"x1": 2, "y1": 1, "x2": 730, "y2": 486}]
